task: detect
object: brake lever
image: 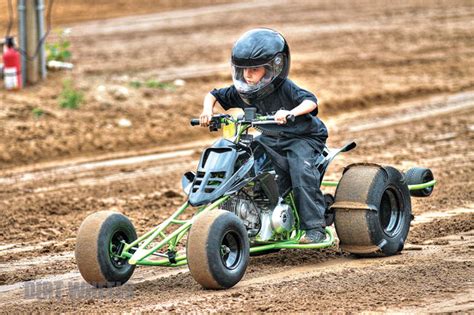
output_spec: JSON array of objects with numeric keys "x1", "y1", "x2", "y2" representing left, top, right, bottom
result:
[
  {"x1": 209, "y1": 118, "x2": 221, "y2": 132},
  {"x1": 286, "y1": 114, "x2": 296, "y2": 124}
]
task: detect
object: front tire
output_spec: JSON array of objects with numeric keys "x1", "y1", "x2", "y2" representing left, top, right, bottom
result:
[
  {"x1": 333, "y1": 164, "x2": 412, "y2": 257},
  {"x1": 75, "y1": 211, "x2": 137, "y2": 287},
  {"x1": 187, "y1": 210, "x2": 249, "y2": 289}
]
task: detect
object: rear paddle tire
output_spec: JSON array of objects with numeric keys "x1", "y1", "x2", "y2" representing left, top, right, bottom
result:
[
  {"x1": 187, "y1": 210, "x2": 249, "y2": 289},
  {"x1": 333, "y1": 164, "x2": 412, "y2": 257},
  {"x1": 75, "y1": 211, "x2": 137, "y2": 287}
]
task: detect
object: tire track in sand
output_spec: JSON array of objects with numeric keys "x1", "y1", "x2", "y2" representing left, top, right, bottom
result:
[
  {"x1": 1, "y1": 206, "x2": 472, "y2": 299},
  {"x1": 2, "y1": 228, "x2": 471, "y2": 312}
]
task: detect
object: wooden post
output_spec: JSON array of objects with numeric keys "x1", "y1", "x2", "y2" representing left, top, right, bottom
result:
[{"x1": 25, "y1": 0, "x2": 39, "y2": 84}]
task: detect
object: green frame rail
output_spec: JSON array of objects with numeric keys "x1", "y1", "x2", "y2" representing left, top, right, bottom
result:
[{"x1": 117, "y1": 193, "x2": 337, "y2": 267}]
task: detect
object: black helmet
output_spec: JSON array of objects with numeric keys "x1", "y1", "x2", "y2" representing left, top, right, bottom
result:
[{"x1": 231, "y1": 28, "x2": 290, "y2": 104}]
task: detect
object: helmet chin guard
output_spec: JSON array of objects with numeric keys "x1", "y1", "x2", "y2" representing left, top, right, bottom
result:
[{"x1": 231, "y1": 28, "x2": 290, "y2": 104}]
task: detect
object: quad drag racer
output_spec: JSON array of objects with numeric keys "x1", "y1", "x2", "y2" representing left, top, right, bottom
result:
[
  {"x1": 75, "y1": 110, "x2": 436, "y2": 289},
  {"x1": 75, "y1": 28, "x2": 436, "y2": 290}
]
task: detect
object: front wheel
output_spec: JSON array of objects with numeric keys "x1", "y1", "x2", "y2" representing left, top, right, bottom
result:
[
  {"x1": 75, "y1": 211, "x2": 137, "y2": 287},
  {"x1": 187, "y1": 210, "x2": 249, "y2": 289}
]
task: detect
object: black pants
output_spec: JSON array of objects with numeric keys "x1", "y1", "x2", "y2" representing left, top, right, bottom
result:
[{"x1": 255, "y1": 135, "x2": 326, "y2": 231}]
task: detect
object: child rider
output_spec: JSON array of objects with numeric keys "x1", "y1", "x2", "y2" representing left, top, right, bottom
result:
[{"x1": 199, "y1": 28, "x2": 329, "y2": 243}]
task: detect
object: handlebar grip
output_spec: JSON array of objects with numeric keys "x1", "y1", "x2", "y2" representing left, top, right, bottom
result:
[
  {"x1": 190, "y1": 119, "x2": 200, "y2": 126},
  {"x1": 286, "y1": 114, "x2": 296, "y2": 123}
]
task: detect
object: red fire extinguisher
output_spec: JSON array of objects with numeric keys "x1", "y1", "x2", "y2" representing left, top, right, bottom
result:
[{"x1": 3, "y1": 37, "x2": 22, "y2": 90}]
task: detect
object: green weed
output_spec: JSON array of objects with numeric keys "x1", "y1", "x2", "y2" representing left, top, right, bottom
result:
[
  {"x1": 46, "y1": 28, "x2": 72, "y2": 62},
  {"x1": 129, "y1": 79, "x2": 175, "y2": 90},
  {"x1": 59, "y1": 80, "x2": 83, "y2": 109},
  {"x1": 129, "y1": 80, "x2": 142, "y2": 88},
  {"x1": 32, "y1": 107, "x2": 45, "y2": 118}
]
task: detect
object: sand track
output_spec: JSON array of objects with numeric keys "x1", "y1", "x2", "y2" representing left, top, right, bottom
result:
[
  {"x1": 0, "y1": 0, "x2": 473, "y2": 312},
  {"x1": 1, "y1": 90, "x2": 473, "y2": 312}
]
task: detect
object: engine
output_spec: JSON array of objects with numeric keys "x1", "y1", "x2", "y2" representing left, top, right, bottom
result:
[
  {"x1": 220, "y1": 196, "x2": 261, "y2": 236},
  {"x1": 220, "y1": 193, "x2": 295, "y2": 241},
  {"x1": 220, "y1": 173, "x2": 295, "y2": 240},
  {"x1": 258, "y1": 200, "x2": 294, "y2": 240}
]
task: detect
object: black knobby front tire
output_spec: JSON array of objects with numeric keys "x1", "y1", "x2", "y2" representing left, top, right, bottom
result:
[
  {"x1": 405, "y1": 167, "x2": 434, "y2": 197},
  {"x1": 75, "y1": 211, "x2": 137, "y2": 287},
  {"x1": 333, "y1": 164, "x2": 412, "y2": 257},
  {"x1": 187, "y1": 210, "x2": 249, "y2": 289}
]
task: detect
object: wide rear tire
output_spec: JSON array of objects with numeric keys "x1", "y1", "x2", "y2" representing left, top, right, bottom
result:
[
  {"x1": 187, "y1": 210, "x2": 249, "y2": 289},
  {"x1": 75, "y1": 211, "x2": 137, "y2": 287},
  {"x1": 333, "y1": 163, "x2": 412, "y2": 257}
]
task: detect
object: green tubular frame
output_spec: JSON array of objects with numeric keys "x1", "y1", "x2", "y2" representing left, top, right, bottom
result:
[
  {"x1": 119, "y1": 192, "x2": 337, "y2": 267},
  {"x1": 117, "y1": 116, "x2": 437, "y2": 267},
  {"x1": 250, "y1": 227, "x2": 335, "y2": 252}
]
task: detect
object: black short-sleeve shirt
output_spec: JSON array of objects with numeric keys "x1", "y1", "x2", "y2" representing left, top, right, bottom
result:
[{"x1": 211, "y1": 79, "x2": 328, "y2": 139}]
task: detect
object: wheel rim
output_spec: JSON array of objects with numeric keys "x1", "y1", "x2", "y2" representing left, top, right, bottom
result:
[
  {"x1": 421, "y1": 171, "x2": 434, "y2": 195},
  {"x1": 220, "y1": 231, "x2": 242, "y2": 270},
  {"x1": 109, "y1": 231, "x2": 129, "y2": 268},
  {"x1": 379, "y1": 186, "x2": 404, "y2": 237}
]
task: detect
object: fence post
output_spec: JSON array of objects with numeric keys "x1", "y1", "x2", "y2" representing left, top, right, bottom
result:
[
  {"x1": 17, "y1": 0, "x2": 27, "y2": 87},
  {"x1": 37, "y1": 0, "x2": 47, "y2": 79}
]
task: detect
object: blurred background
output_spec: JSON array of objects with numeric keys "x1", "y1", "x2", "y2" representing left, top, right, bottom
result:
[{"x1": 0, "y1": 0, "x2": 472, "y2": 167}]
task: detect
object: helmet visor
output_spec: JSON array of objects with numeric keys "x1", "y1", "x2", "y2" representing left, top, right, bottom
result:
[{"x1": 232, "y1": 54, "x2": 285, "y2": 95}]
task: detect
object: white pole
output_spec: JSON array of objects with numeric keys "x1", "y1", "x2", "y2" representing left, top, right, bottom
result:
[
  {"x1": 18, "y1": 0, "x2": 27, "y2": 87},
  {"x1": 37, "y1": 0, "x2": 47, "y2": 79}
]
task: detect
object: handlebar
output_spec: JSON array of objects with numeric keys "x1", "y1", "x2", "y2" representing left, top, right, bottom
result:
[
  {"x1": 189, "y1": 114, "x2": 295, "y2": 127},
  {"x1": 252, "y1": 114, "x2": 295, "y2": 125},
  {"x1": 190, "y1": 119, "x2": 200, "y2": 126}
]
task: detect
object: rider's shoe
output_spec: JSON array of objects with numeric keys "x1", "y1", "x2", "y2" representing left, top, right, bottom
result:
[{"x1": 300, "y1": 229, "x2": 326, "y2": 244}]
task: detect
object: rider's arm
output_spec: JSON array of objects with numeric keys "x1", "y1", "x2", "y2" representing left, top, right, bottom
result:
[
  {"x1": 274, "y1": 100, "x2": 317, "y2": 124},
  {"x1": 290, "y1": 99, "x2": 317, "y2": 116},
  {"x1": 200, "y1": 93, "x2": 220, "y2": 126}
]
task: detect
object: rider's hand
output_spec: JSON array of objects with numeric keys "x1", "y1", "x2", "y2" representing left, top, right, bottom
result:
[
  {"x1": 274, "y1": 110, "x2": 292, "y2": 125},
  {"x1": 199, "y1": 110, "x2": 213, "y2": 127}
]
